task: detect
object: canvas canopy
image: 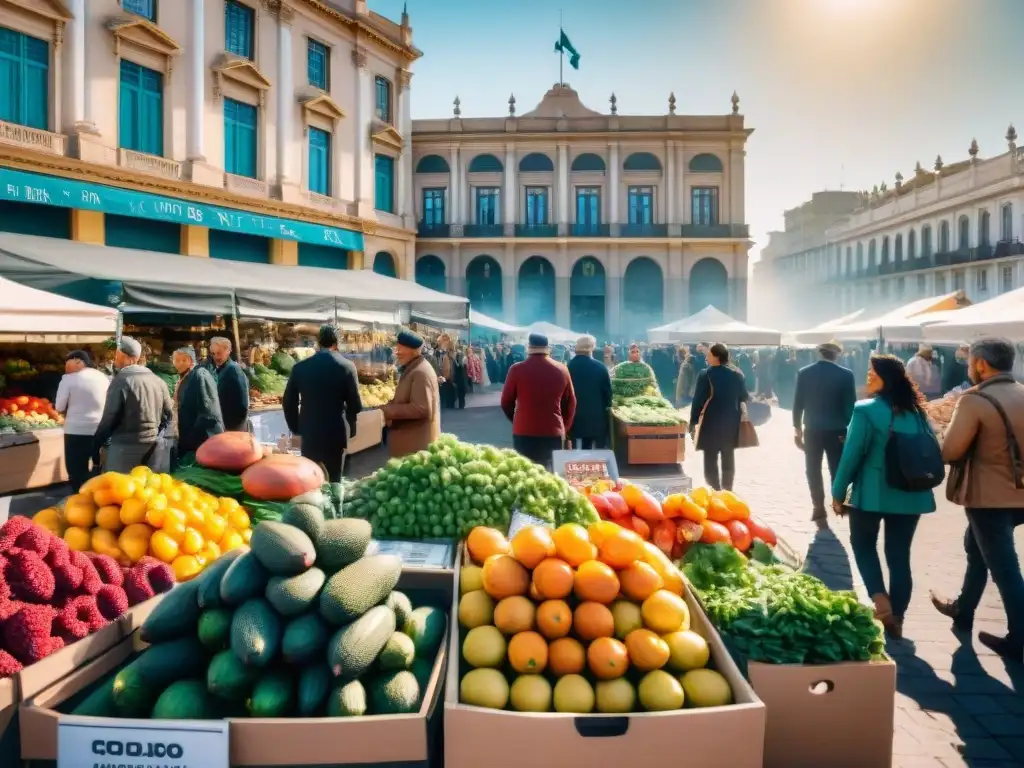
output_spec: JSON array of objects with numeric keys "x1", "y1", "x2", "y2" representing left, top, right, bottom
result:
[
  {"x1": 0, "y1": 233, "x2": 468, "y2": 324},
  {"x1": 469, "y1": 309, "x2": 523, "y2": 334},
  {"x1": 831, "y1": 292, "x2": 971, "y2": 342},
  {"x1": 648, "y1": 305, "x2": 782, "y2": 345},
  {"x1": 508, "y1": 321, "x2": 581, "y2": 346},
  {"x1": 0, "y1": 276, "x2": 116, "y2": 341},
  {"x1": 922, "y1": 287, "x2": 1024, "y2": 344},
  {"x1": 789, "y1": 309, "x2": 867, "y2": 345}
]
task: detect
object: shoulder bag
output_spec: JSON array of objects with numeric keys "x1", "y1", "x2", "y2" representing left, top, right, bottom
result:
[
  {"x1": 884, "y1": 407, "x2": 945, "y2": 491},
  {"x1": 692, "y1": 379, "x2": 713, "y2": 450},
  {"x1": 738, "y1": 401, "x2": 760, "y2": 449}
]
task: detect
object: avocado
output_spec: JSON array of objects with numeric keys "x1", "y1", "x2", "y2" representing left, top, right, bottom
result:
[
  {"x1": 111, "y1": 636, "x2": 207, "y2": 717},
  {"x1": 327, "y1": 679, "x2": 367, "y2": 717},
  {"x1": 195, "y1": 548, "x2": 245, "y2": 608},
  {"x1": 327, "y1": 605, "x2": 396, "y2": 679},
  {"x1": 296, "y1": 664, "x2": 332, "y2": 716},
  {"x1": 281, "y1": 500, "x2": 325, "y2": 544},
  {"x1": 319, "y1": 554, "x2": 401, "y2": 625},
  {"x1": 151, "y1": 679, "x2": 219, "y2": 720},
  {"x1": 206, "y1": 649, "x2": 257, "y2": 702},
  {"x1": 249, "y1": 521, "x2": 316, "y2": 575},
  {"x1": 220, "y1": 550, "x2": 270, "y2": 606},
  {"x1": 197, "y1": 608, "x2": 233, "y2": 651},
  {"x1": 378, "y1": 631, "x2": 416, "y2": 670},
  {"x1": 281, "y1": 612, "x2": 330, "y2": 664},
  {"x1": 230, "y1": 598, "x2": 282, "y2": 667},
  {"x1": 403, "y1": 606, "x2": 447, "y2": 657},
  {"x1": 369, "y1": 670, "x2": 421, "y2": 715},
  {"x1": 247, "y1": 670, "x2": 294, "y2": 717},
  {"x1": 265, "y1": 567, "x2": 325, "y2": 617},
  {"x1": 385, "y1": 591, "x2": 413, "y2": 628},
  {"x1": 315, "y1": 519, "x2": 372, "y2": 572}
]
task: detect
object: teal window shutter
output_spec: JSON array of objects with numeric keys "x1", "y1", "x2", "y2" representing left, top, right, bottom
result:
[
  {"x1": 225, "y1": 0, "x2": 254, "y2": 59},
  {"x1": 0, "y1": 27, "x2": 49, "y2": 130},
  {"x1": 118, "y1": 59, "x2": 163, "y2": 155},
  {"x1": 307, "y1": 39, "x2": 328, "y2": 89},
  {"x1": 374, "y1": 76, "x2": 391, "y2": 122},
  {"x1": 224, "y1": 97, "x2": 258, "y2": 178},
  {"x1": 122, "y1": 0, "x2": 156, "y2": 21},
  {"x1": 374, "y1": 154, "x2": 394, "y2": 213},
  {"x1": 308, "y1": 127, "x2": 330, "y2": 195}
]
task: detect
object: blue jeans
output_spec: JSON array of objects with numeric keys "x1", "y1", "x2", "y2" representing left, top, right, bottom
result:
[
  {"x1": 958, "y1": 508, "x2": 1024, "y2": 646},
  {"x1": 848, "y1": 510, "x2": 921, "y2": 620}
]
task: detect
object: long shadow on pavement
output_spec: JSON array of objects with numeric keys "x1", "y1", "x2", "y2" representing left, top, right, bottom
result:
[{"x1": 803, "y1": 526, "x2": 855, "y2": 592}]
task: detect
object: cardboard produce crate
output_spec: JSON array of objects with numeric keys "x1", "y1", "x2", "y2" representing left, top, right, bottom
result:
[
  {"x1": 750, "y1": 658, "x2": 896, "y2": 768},
  {"x1": 444, "y1": 549, "x2": 765, "y2": 768},
  {"x1": 612, "y1": 416, "x2": 686, "y2": 466},
  {"x1": 20, "y1": 568, "x2": 453, "y2": 768}
]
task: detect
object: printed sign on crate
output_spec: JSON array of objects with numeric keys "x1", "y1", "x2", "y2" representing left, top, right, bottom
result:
[
  {"x1": 372, "y1": 539, "x2": 455, "y2": 569},
  {"x1": 57, "y1": 716, "x2": 228, "y2": 768}
]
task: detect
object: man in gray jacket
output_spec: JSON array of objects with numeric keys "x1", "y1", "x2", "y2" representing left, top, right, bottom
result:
[{"x1": 93, "y1": 336, "x2": 174, "y2": 472}]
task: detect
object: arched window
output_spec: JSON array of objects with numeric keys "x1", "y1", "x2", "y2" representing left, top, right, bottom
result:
[
  {"x1": 415, "y1": 155, "x2": 450, "y2": 174},
  {"x1": 623, "y1": 152, "x2": 662, "y2": 172},
  {"x1": 571, "y1": 153, "x2": 606, "y2": 172},
  {"x1": 939, "y1": 221, "x2": 950, "y2": 252},
  {"x1": 468, "y1": 154, "x2": 503, "y2": 173},
  {"x1": 518, "y1": 153, "x2": 554, "y2": 172},
  {"x1": 855, "y1": 242, "x2": 864, "y2": 271},
  {"x1": 894, "y1": 234, "x2": 903, "y2": 262},
  {"x1": 921, "y1": 225, "x2": 932, "y2": 257},
  {"x1": 907, "y1": 229, "x2": 916, "y2": 259},
  {"x1": 958, "y1": 215, "x2": 970, "y2": 249},
  {"x1": 845, "y1": 246, "x2": 852, "y2": 273},
  {"x1": 1002, "y1": 204, "x2": 1014, "y2": 241},
  {"x1": 881, "y1": 236, "x2": 890, "y2": 263},
  {"x1": 979, "y1": 210, "x2": 991, "y2": 246},
  {"x1": 868, "y1": 239, "x2": 877, "y2": 266},
  {"x1": 688, "y1": 153, "x2": 723, "y2": 173}
]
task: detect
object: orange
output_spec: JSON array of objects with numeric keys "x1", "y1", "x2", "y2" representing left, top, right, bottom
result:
[
  {"x1": 171, "y1": 554, "x2": 203, "y2": 581},
  {"x1": 574, "y1": 560, "x2": 620, "y2": 604},
  {"x1": 467, "y1": 527, "x2": 511, "y2": 564},
  {"x1": 598, "y1": 528, "x2": 646, "y2": 569},
  {"x1": 511, "y1": 525, "x2": 556, "y2": 569},
  {"x1": 494, "y1": 596, "x2": 536, "y2": 635},
  {"x1": 587, "y1": 637, "x2": 630, "y2": 680},
  {"x1": 551, "y1": 523, "x2": 597, "y2": 567},
  {"x1": 573, "y1": 602, "x2": 614, "y2": 642},
  {"x1": 181, "y1": 527, "x2": 206, "y2": 556},
  {"x1": 481, "y1": 554, "x2": 530, "y2": 599},
  {"x1": 640, "y1": 543, "x2": 685, "y2": 596},
  {"x1": 149, "y1": 530, "x2": 179, "y2": 563},
  {"x1": 508, "y1": 631, "x2": 548, "y2": 674},
  {"x1": 536, "y1": 600, "x2": 572, "y2": 640},
  {"x1": 641, "y1": 590, "x2": 690, "y2": 634},
  {"x1": 203, "y1": 514, "x2": 228, "y2": 542},
  {"x1": 587, "y1": 520, "x2": 621, "y2": 549},
  {"x1": 162, "y1": 518, "x2": 187, "y2": 543},
  {"x1": 618, "y1": 561, "x2": 664, "y2": 602},
  {"x1": 706, "y1": 498, "x2": 733, "y2": 523},
  {"x1": 548, "y1": 637, "x2": 586, "y2": 676},
  {"x1": 529, "y1": 580, "x2": 544, "y2": 602},
  {"x1": 624, "y1": 629, "x2": 671, "y2": 671},
  {"x1": 532, "y1": 558, "x2": 574, "y2": 600}
]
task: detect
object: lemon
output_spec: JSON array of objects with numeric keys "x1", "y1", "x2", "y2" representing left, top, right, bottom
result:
[
  {"x1": 637, "y1": 669, "x2": 685, "y2": 711},
  {"x1": 509, "y1": 675, "x2": 552, "y2": 712},
  {"x1": 460, "y1": 668, "x2": 510, "y2": 710},
  {"x1": 149, "y1": 530, "x2": 180, "y2": 563},
  {"x1": 595, "y1": 678, "x2": 637, "y2": 713},
  {"x1": 663, "y1": 630, "x2": 710, "y2": 672},
  {"x1": 63, "y1": 526, "x2": 92, "y2": 552},
  {"x1": 460, "y1": 565, "x2": 484, "y2": 594},
  {"x1": 181, "y1": 527, "x2": 205, "y2": 555},
  {"x1": 462, "y1": 625, "x2": 507, "y2": 668},
  {"x1": 95, "y1": 505, "x2": 124, "y2": 532},
  {"x1": 458, "y1": 590, "x2": 495, "y2": 629},
  {"x1": 219, "y1": 529, "x2": 245, "y2": 552},
  {"x1": 680, "y1": 668, "x2": 733, "y2": 708},
  {"x1": 32, "y1": 507, "x2": 65, "y2": 536},
  {"x1": 118, "y1": 523, "x2": 154, "y2": 563},
  {"x1": 552, "y1": 674, "x2": 595, "y2": 713},
  {"x1": 172, "y1": 554, "x2": 204, "y2": 581},
  {"x1": 118, "y1": 497, "x2": 147, "y2": 525},
  {"x1": 611, "y1": 600, "x2": 644, "y2": 639}
]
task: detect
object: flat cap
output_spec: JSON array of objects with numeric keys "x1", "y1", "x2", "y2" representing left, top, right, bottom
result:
[
  {"x1": 396, "y1": 329, "x2": 424, "y2": 349},
  {"x1": 118, "y1": 336, "x2": 142, "y2": 357},
  {"x1": 528, "y1": 333, "x2": 549, "y2": 349}
]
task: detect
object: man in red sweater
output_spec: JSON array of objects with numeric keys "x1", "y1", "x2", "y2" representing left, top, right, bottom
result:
[{"x1": 500, "y1": 333, "x2": 577, "y2": 469}]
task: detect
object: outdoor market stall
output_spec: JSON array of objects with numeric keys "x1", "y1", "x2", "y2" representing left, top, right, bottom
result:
[
  {"x1": 0, "y1": 277, "x2": 117, "y2": 494},
  {"x1": 922, "y1": 285, "x2": 1024, "y2": 343},
  {"x1": 789, "y1": 309, "x2": 866, "y2": 346},
  {"x1": 648, "y1": 305, "x2": 783, "y2": 346},
  {"x1": 829, "y1": 291, "x2": 971, "y2": 342}
]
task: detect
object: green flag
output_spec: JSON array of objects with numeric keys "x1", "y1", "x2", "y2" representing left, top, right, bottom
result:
[{"x1": 554, "y1": 29, "x2": 580, "y2": 70}]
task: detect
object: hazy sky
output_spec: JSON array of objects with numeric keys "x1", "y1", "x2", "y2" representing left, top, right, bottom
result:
[{"x1": 370, "y1": 0, "x2": 1023, "y2": 262}]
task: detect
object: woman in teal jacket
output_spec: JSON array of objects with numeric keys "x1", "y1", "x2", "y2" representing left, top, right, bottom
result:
[{"x1": 831, "y1": 354, "x2": 937, "y2": 639}]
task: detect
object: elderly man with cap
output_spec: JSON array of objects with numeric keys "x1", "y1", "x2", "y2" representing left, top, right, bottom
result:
[
  {"x1": 171, "y1": 347, "x2": 224, "y2": 460},
  {"x1": 906, "y1": 343, "x2": 941, "y2": 400},
  {"x1": 283, "y1": 324, "x2": 362, "y2": 481},
  {"x1": 93, "y1": 336, "x2": 174, "y2": 473},
  {"x1": 500, "y1": 333, "x2": 577, "y2": 469},
  {"x1": 792, "y1": 339, "x2": 857, "y2": 526},
  {"x1": 382, "y1": 329, "x2": 440, "y2": 458},
  {"x1": 55, "y1": 350, "x2": 110, "y2": 490},
  {"x1": 567, "y1": 335, "x2": 612, "y2": 449}
]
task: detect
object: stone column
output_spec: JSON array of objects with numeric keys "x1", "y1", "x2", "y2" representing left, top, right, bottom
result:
[
  {"x1": 275, "y1": 6, "x2": 295, "y2": 196},
  {"x1": 666, "y1": 140, "x2": 676, "y2": 230},
  {"x1": 397, "y1": 70, "x2": 413, "y2": 225},
  {"x1": 186, "y1": 0, "x2": 205, "y2": 159},
  {"x1": 730, "y1": 278, "x2": 748, "y2": 320},
  {"x1": 448, "y1": 146, "x2": 461, "y2": 231},
  {"x1": 557, "y1": 142, "x2": 569, "y2": 235},
  {"x1": 556, "y1": 242, "x2": 570, "y2": 327},
  {"x1": 608, "y1": 142, "x2": 620, "y2": 236},
  {"x1": 447, "y1": 245, "x2": 463, "y2": 296},
  {"x1": 606, "y1": 245, "x2": 621, "y2": 338},
  {"x1": 503, "y1": 144, "x2": 516, "y2": 235},
  {"x1": 503, "y1": 243, "x2": 517, "y2": 323},
  {"x1": 66, "y1": 0, "x2": 94, "y2": 134},
  {"x1": 461, "y1": 167, "x2": 471, "y2": 226},
  {"x1": 666, "y1": 244, "x2": 684, "y2": 318},
  {"x1": 677, "y1": 144, "x2": 687, "y2": 225},
  {"x1": 730, "y1": 146, "x2": 745, "y2": 231},
  {"x1": 352, "y1": 48, "x2": 374, "y2": 217}
]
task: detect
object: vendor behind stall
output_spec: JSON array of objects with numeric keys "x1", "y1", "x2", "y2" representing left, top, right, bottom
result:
[
  {"x1": 93, "y1": 336, "x2": 174, "y2": 473},
  {"x1": 383, "y1": 330, "x2": 440, "y2": 458},
  {"x1": 208, "y1": 337, "x2": 250, "y2": 432},
  {"x1": 55, "y1": 350, "x2": 109, "y2": 491},
  {"x1": 172, "y1": 347, "x2": 224, "y2": 461}
]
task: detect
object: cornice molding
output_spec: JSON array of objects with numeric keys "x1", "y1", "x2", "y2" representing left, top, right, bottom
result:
[
  {"x1": 1, "y1": 0, "x2": 71, "y2": 22},
  {"x1": 296, "y1": 0, "x2": 421, "y2": 62},
  {"x1": 212, "y1": 54, "x2": 272, "y2": 105},
  {"x1": 107, "y1": 16, "x2": 182, "y2": 73}
]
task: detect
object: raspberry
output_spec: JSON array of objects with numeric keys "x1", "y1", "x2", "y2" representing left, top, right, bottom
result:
[
  {"x1": 5, "y1": 548, "x2": 55, "y2": 603},
  {"x1": 55, "y1": 595, "x2": 107, "y2": 641},
  {"x1": 0, "y1": 598, "x2": 23, "y2": 622},
  {"x1": 9, "y1": 522, "x2": 51, "y2": 558},
  {"x1": 0, "y1": 517, "x2": 36, "y2": 553},
  {"x1": 95, "y1": 585, "x2": 129, "y2": 621},
  {"x1": 0, "y1": 649, "x2": 22, "y2": 677},
  {"x1": 123, "y1": 567, "x2": 156, "y2": 606},
  {"x1": 147, "y1": 563, "x2": 176, "y2": 595},
  {"x1": 86, "y1": 554, "x2": 124, "y2": 586},
  {"x1": 68, "y1": 551, "x2": 102, "y2": 595},
  {"x1": 2, "y1": 604, "x2": 58, "y2": 664}
]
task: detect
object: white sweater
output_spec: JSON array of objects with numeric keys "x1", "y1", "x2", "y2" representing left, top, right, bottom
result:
[{"x1": 55, "y1": 368, "x2": 111, "y2": 436}]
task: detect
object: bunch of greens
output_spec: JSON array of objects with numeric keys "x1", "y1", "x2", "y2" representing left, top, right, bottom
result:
[
  {"x1": 610, "y1": 361, "x2": 658, "y2": 398},
  {"x1": 248, "y1": 364, "x2": 288, "y2": 395},
  {"x1": 612, "y1": 405, "x2": 686, "y2": 426},
  {"x1": 682, "y1": 543, "x2": 885, "y2": 664},
  {"x1": 270, "y1": 351, "x2": 296, "y2": 376}
]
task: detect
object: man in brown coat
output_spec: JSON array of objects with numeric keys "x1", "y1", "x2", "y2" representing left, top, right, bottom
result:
[
  {"x1": 382, "y1": 330, "x2": 441, "y2": 458},
  {"x1": 933, "y1": 337, "x2": 1024, "y2": 663}
]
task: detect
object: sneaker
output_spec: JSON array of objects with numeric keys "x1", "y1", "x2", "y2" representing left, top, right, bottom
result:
[
  {"x1": 978, "y1": 631, "x2": 1024, "y2": 663},
  {"x1": 929, "y1": 590, "x2": 973, "y2": 632}
]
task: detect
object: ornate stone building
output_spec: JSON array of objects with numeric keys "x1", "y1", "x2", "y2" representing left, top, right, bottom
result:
[{"x1": 411, "y1": 84, "x2": 753, "y2": 339}]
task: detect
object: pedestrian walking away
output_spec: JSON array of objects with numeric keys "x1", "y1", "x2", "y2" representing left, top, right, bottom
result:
[
  {"x1": 567, "y1": 334, "x2": 612, "y2": 450},
  {"x1": 932, "y1": 337, "x2": 1024, "y2": 664},
  {"x1": 792, "y1": 339, "x2": 857, "y2": 526},
  {"x1": 54, "y1": 350, "x2": 109, "y2": 491},
  {"x1": 831, "y1": 354, "x2": 938, "y2": 640},
  {"x1": 689, "y1": 343, "x2": 750, "y2": 492}
]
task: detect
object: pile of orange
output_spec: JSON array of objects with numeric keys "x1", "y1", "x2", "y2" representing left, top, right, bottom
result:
[{"x1": 457, "y1": 522, "x2": 731, "y2": 713}]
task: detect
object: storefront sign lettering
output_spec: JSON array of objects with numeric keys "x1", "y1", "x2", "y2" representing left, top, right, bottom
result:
[{"x1": 0, "y1": 167, "x2": 364, "y2": 251}]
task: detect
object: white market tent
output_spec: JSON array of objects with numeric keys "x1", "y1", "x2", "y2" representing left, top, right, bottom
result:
[
  {"x1": 922, "y1": 287, "x2": 1024, "y2": 344},
  {"x1": 0, "y1": 276, "x2": 117, "y2": 342},
  {"x1": 469, "y1": 309, "x2": 523, "y2": 334},
  {"x1": 789, "y1": 309, "x2": 867, "y2": 345},
  {"x1": 648, "y1": 305, "x2": 782, "y2": 346},
  {"x1": 831, "y1": 292, "x2": 971, "y2": 342},
  {"x1": 0, "y1": 233, "x2": 469, "y2": 324},
  {"x1": 509, "y1": 321, "x2": 581, "y2": 346}
]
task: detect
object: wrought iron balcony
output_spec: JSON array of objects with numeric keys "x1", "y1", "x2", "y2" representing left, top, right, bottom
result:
[
  {"x1": 417, "y1": 222, "x2": 450, "y2": 237},
  {"x1": 462, "y1": 224, "x2": 505, "y2": 237},
  {"x1": 570, "y1": 223, "x2": 610, "y2": 237},
  {"x1": 619, "y1": 223, "x2": 668, "y2": 237},
  {"x1": 879, "y1": 262, "x2": 895, "y2": 275},
  {"x1": 862, "y1": 264, "x2": 880, "y2": 277},
  {"x1": 994, "y1": 239, "x2": 1024, "y2": 258},
  {"x1": 515, "y1": 224, "x2": 559, "y2": 237},
  {"x1": 934, "y1": 249, "x2": 973, "y2": 267},
  {"x1": 680, "y1": 224, "x2": 749, "y2": 238}
]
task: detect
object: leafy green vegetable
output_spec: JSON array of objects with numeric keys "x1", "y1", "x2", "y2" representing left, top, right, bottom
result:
[
  {"x1": 270, "y1": 351, "x2": 296, "y2": 376},
  {"x1": 172, "y1": 465, "x2": 245, "y2": 497},
  {"x1": 612, "y1": 405, "x2": 686, "y2": 426},
  {"x1": 610, "y1": 361, "x2": 658, "y2": 398},
  {"x1": 240, "y1": 496, "x2": 287, "y2": 523}
]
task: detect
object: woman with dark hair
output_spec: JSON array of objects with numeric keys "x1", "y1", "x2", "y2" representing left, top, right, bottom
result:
[
  {"x1": 689, "y1": 342, "x2": 749, "y2": 491},
  {"x1": 831, "y1": 354, "x2": 937, "y2": 639}
]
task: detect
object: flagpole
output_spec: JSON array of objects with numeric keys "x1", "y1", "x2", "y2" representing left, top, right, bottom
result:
[{"x1": 558, "y1": 9, "x2": 563, "y2": 86}]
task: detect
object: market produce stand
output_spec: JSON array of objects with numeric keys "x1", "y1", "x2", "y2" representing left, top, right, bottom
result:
[
  {"x1": 0, "y1": 428, "x2": 67, "y2": 495},
  {"x1": 607, "y1": 360, "x2": 688, "y2": 470}
]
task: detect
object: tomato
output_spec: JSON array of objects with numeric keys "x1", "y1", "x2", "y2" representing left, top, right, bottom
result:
[
  {"x1": 706, "y1": 498, "x2": 733, "y2": 523},
  {"x1": 14, "y1": 396, "x2": 29, "y2": 406},
  {"x1": 651, "y1": 520, "x2": 676, "y2": 555},
  {"x1": 675, "y1": 519, "x2": 703, "y2": 544},
  {"x1": 588, "y1": 493, "x2": 613, "y2": 519},
  {"x1": 699, "y1": 519, "x2": 732, "y2": 545},
  {"x1": 602, "y1": 492, "x2": 631, "y2": 519},
  {"x1": 746, "y1": 516, "x2": 777, "y2": 547},
  {"x1": 632, "y1": 491, "x2": 666, "y2": 522},
  {"x1": 726, "y1": 520, "x2": 752, "y2": 552},
  {"x1": 629, "y1": 515, "x2": 651, "y2": 541}
]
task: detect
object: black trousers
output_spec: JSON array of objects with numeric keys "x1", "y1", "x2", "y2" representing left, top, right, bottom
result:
[
  {"x1": 301, "y1": 446, "x2": 346, "y2": 483},
  {"x1": 804, "y1": 429, "x2": 846, "y2": 514},
  {"x1": 64, "y1": 434, "x2": 98, "y2": 492},
  {"x1": 703, "y1": 448, "x2": 735, "y2": 491},
  {"x1": 440, "y1": 381, "x2": 457, "y2": 409},
  {"x1": 513, "y1": 436, "x2": 564, "y2": 471},
  {"x1": 573, "y1": 436, "x2": 608, "y2": 450}
]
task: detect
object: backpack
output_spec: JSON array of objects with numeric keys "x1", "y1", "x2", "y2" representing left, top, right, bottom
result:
[{"x1": 884, "y1": 408, "x2": 946, "y2": 492}]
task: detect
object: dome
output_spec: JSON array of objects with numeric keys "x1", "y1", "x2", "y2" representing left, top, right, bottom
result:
[{"x1": 519, "y1": 83, "x2": 602, "y2": 118}]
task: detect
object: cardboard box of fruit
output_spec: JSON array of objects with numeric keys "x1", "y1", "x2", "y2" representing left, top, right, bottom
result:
[{"x1": 444, "y1": 523, "x2": 765, "y2": 768}]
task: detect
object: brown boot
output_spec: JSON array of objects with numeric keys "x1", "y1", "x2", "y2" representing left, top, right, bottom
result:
[
  {"x1": 929, "y1": 590, "x2": 973, "y2": 632},
  {"x1": 871, "y1": 593, "x2": 893, "y2": 623},
  {"x1": 886, "y1": 618, "x2": 904, "y2": 640}
]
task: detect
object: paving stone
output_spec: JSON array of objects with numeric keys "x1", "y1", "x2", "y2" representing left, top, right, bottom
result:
[
  {"x1": 994, "y1": 738, "x2": 1024, "y2": 762},
  {"x1": 977, "y1": 714, "x2": 1024, "y2": 737},
  {"x1": 952, "y1": 695, "x2": 1010, "y2": 717}
]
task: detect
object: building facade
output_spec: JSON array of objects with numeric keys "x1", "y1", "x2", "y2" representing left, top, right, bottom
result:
[
  {"x1": 767, "y1": 128, "x2": 1024, "y2": 326},
  {"x1": 0, "y1": 0, "x2": 418, "y2": 284},
  {"x1": 410, "y1": 84, "x2": 753, "y2": 339},
  {"x1": 751, "y1": 191, "x2": 863, "y2": 327}
]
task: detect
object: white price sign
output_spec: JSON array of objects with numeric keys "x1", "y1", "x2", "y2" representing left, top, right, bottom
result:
[
  {"x1": 58, "y1": 716, "x2": 229, "y2": 768},
  {"x1": 372, "y1": 539, "x2": 454, "y2": 569},
  {"x1": 507, "y1": 509, "x2": 552, "y2": 539}
]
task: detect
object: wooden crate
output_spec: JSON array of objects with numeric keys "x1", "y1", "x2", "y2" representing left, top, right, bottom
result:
[{"x1": 613, "y1": 416, "x2": 687, "y2": 465}]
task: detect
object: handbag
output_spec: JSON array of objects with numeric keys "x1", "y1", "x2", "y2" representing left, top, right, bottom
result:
[
  {"x1": 738, "y1": 402, "x2": 760, "y2": 449},
  {"x1": 692, "y1": 379, "x2": 713, "y2": 449}
]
